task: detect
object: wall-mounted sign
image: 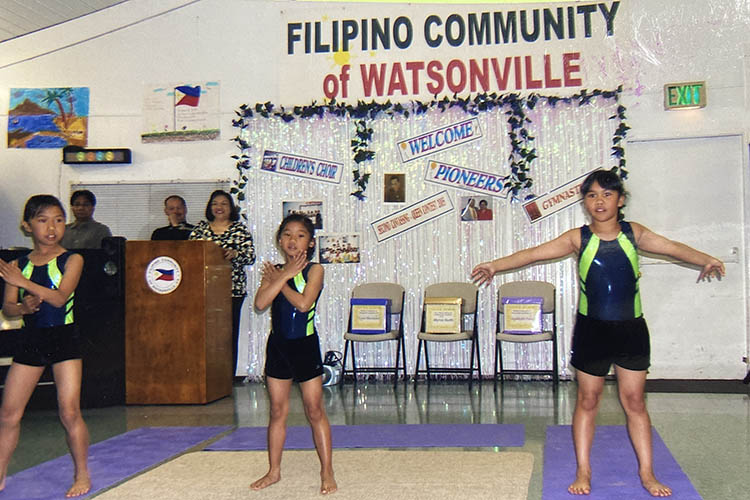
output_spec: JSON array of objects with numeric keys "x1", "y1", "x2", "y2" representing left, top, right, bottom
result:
[
  {"x1": 260, "y1": 149, "x2": 343, "y2": 185},
  {"x1": 370, "y1": 190, "x2": 454, "y2": 243},
  {"x1": 522, "y1": 169, "x2": 596, "y2": 223},
  {"x1": 62, "y1": 146, "x2": 132, "y2": 164},
  {"x1": 397, "y1": 118, "x2": 482, "y2": 163},
  {"x1": 664, "y1": 81, "x2": 706, "y2": 110}
]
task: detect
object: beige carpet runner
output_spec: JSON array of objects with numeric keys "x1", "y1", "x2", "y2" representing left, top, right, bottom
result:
[{"x1": 95, "y1": 449, "x2": 533, "y2": 500}]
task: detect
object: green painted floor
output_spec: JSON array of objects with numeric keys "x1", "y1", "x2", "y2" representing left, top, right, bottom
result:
[{"x1": 8, "y1": 380, "x2": 750, "y2": 500}]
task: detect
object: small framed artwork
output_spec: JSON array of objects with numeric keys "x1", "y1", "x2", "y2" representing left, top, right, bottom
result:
[
  {"x1": 282, "y1": 200, "x2": 323, "y2": 230},
  {"x1": 459, "y1": 196, "x2": 493, "y2": 221},
  {"x1": 384, "y1": 173, "x2": 406, "y2": 203},
  {"x1": 318, "y1": 233, "x2": 361, "y2": 264}
]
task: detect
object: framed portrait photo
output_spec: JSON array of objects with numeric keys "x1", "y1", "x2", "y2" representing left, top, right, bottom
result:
[{"x1": 384, "y1": 173, "x2": 406, "y2": 203}]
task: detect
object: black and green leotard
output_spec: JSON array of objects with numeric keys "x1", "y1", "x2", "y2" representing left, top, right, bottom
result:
[
  {"x1": 578, "y1": 221, "x2": 641, "y2": 321},
  {"x1": 270, "y1": 262, "x2": 320, "y2": 340},
  {"x1": 17, "y1": 251, "x2": 75, "y2": 328}
]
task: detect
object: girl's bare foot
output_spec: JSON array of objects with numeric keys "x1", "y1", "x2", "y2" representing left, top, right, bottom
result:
[
  {"x1": 568, "y1": 469, "x2": 591, "y2": 495},
  {"x1": 320, "y1": 472, "x2": 337, "y2": 495},
  {"x1": 251, "y1": 471, "x2": 280, "y2": 490},
  {"x1": 641, "y1": 475, "x2": 672, "y2": 497},
  {"x1": 65, "y1": 474, "x2": 91, "y2": 498},
  {"x1": 0, "y1": 474, "x2": 6, "y2": 492}
]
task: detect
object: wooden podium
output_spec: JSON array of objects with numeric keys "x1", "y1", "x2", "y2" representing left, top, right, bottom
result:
[{"x1": 125, "y1": 240, "x2": 232, "y2": 404}]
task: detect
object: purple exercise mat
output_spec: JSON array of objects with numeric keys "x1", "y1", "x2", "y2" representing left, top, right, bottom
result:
[
  {"x1": 542, "y1": 425, "x2": 701, "y2": 500},
  {"x1": 205, "y1": 423, "x2": 525, "y2": 450},
  {"x1": 5, "y1": 426, "x2": 230, "y2": 500}
]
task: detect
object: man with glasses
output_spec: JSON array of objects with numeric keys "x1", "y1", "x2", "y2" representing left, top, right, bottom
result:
[{"x1": 59, "y1": 190, "x2": 112, "y2": 249}]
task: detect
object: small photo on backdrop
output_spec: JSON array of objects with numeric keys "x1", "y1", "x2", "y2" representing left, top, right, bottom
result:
[
  {"x1": 384, "y1": 173, "x2": 406, "y2": 203},
  {"x1": 459, "y1": 196, "x2": 493, "y2": 221},
  {"x1": 318, "y1": 233, "x2": 361, "y2": 264},
  {"x1": 282, "y1": 200, "x2": 323, "y2": 230}
]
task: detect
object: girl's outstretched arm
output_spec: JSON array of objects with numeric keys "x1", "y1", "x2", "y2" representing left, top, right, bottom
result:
[
  {"x1": 0, "y1": 254, "x2": 83, "y2": 308},
  {"x1": 471, "y1": 228, "x2": 580, "y2": 286},
  {"x1": 632, "y1": 222, "x2": 725, "y2": 281}
]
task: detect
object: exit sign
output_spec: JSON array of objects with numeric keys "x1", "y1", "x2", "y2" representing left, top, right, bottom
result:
[{"x1": 664, "y1": 81, "x2": 706, "y2": 110}]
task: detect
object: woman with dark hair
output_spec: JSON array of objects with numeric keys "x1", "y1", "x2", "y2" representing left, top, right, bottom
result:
[{"x1": 189, "y1": 190, "x2": 255, "y2": 379}]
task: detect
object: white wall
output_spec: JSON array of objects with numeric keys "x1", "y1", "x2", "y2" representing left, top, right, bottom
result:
[{"x1": 0, "y1": 0, "x2": 748, "y2": 378}]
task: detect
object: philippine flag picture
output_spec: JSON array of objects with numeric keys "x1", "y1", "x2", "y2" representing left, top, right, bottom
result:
[
  {"x1": 174, "y1": 85, "x2": 201, "y2": 107},
  {"x1": 155, "y1": 268, "x2": 175, "y2": 281}
]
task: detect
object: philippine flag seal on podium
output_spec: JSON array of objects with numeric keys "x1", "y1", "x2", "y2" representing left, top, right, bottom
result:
[{"x1": 145, "y1": 256, "x2": 182, "y2": 294}]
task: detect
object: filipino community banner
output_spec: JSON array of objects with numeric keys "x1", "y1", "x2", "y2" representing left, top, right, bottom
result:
[{"x1": 279, "y1": 2, "x2": 627, "y2": 102}]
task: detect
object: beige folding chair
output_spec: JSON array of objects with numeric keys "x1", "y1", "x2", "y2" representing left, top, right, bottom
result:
[
  {"x1": 342, "y1": 282, "x2": 406, "y2": 383},
  {"x1": 414, "y1": 282, "x2": 480, "y2": 382},
  {"x1": 496, "y1": 281, "x2": 558, "y2": 384}
]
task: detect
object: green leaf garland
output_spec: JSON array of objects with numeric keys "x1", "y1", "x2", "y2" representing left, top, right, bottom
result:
[{"x1": 231, "y1": 87, "x2": 628, "y2": 201}]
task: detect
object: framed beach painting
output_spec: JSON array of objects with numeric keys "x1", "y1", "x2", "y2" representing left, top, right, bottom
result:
[{"x1": 8, "y1": 87, "x2": 89, "y2": 148}]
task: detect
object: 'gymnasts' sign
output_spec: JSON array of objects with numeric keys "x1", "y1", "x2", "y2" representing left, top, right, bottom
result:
[
  {"x1": 370, "y1": 190, "x2": 454, "y2": 242},
  {"x1": 522, "y1": 169, "x2": 596, "y2": 223},
  {"x1": 260, "y1": 150, "x2": 343, "y2": 185}
]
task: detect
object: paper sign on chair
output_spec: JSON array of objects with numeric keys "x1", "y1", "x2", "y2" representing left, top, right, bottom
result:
[
  {"x1": 424, "y1": 297, "x2": 463, "y2": 334},
  {"x1": 350, "y1": 298, "x2": 391, "y2": 334},
  {"x1": 502, "y1": 297, "x2": 543, "y2": 334}
]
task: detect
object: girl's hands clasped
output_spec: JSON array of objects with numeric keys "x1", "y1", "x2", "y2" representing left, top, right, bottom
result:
[
  {"x1": 21, "y1": 294, "x2": 42, "y2": 314},
  {"x1": 260, "y1": 252, "x2": 308, "y2": 285},
  {"x1": 282, "y1": 252, "x2": 308, "y2": 278}
]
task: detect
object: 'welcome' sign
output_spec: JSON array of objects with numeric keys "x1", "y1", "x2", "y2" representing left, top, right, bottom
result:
[{"x1": 397, "y1": 118, "x2": 481, "y2": 162}]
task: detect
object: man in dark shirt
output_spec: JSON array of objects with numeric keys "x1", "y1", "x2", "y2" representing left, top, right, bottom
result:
[
  {"x1": 150, "y1": 195, "x2": 195, "y2": 240},
  {"x1": 60, "y1": 190, "x2": 113, "y2": 249}
]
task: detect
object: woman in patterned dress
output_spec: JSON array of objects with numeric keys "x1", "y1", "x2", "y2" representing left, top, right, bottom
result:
[{"x1": 190, "y1": 190, "x2": 255, "y2": 379}]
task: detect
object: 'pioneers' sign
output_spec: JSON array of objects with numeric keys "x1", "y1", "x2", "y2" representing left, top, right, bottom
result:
[{"x1": 424, "y1": 160, "x2": 508, "y2": 198}]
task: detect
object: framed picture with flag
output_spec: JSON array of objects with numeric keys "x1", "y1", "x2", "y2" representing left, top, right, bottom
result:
[{"x1": 141, "y1": 81, "x2": 221, "y2": 143}]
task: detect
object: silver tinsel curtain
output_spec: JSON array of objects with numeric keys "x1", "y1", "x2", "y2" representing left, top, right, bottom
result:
[{"x1": 238, "y1": 97, "x2": 618, "y2": 380}]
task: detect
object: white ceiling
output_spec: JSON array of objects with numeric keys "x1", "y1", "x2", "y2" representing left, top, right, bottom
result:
[{"x1": 0, "y1": 0, "x2": 127, "y2": 43}]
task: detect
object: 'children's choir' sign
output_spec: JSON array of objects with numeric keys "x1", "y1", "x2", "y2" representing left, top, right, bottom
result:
[
  {"x1": 261, "y1": 150, "x2": 343, "y2": 185},
  {"x1": 370, "y1": 190, "x2": 454, "y2": 242}
]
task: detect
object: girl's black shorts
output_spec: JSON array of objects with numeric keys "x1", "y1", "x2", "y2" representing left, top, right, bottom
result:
[
  {"x1": 264, "y1": 333, "x2": 323, "y2": 383},
  {"x1": 570, "y1": 313, "x2": 650, "y2": 377},
  {"x1": 13, "y1": 323, "x2": 82, "y2": 367}
]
